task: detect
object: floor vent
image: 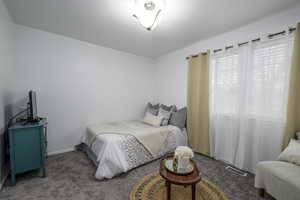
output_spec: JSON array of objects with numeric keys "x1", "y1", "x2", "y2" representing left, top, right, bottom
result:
[{"x1": 225, "y1": 166, "x2": 248, "y2": 177}]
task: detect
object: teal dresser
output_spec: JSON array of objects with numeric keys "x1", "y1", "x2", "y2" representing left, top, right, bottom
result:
[{"x1": 8, "y1": 119, "x2": 47, "y2": 185}]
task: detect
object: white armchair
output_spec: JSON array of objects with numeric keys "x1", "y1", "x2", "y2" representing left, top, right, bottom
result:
[
  {"x1": 255, "y1": 132, "x2": 300, "y2": 200},
  {"x1": 255, "y1": 161, "x2": 300, "y2": 200}
]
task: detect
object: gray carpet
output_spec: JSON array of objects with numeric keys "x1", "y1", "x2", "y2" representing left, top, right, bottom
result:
[{"x1": 0, "y1": 151, "x2": 273, "y2": 200}]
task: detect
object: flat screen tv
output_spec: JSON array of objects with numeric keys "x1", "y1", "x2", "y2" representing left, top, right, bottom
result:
[{"x1": 28, "y1": 90, "x2": 38, "y2": 122}]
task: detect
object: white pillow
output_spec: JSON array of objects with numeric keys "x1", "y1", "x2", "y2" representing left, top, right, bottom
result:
[
  {"x1": 278, "y1": 139, "x2": 300, "y2": 166},
  {"x1": 143, "y1": 112, "x2": 163, "y2": 127}
]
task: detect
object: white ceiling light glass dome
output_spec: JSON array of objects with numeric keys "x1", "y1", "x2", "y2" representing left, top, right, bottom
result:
[{"x1": 133, "y1": 0, "x2": 166, "y2": 31}]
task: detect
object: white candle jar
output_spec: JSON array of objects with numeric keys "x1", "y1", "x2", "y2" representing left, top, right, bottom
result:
[{"x1": 177, "y1": 156, "x2": 190, "y2": 170}]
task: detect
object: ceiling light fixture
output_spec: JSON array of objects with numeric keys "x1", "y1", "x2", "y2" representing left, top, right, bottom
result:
[{"x1": 132, "y1": 0, "x2": 166, "y2": 31}]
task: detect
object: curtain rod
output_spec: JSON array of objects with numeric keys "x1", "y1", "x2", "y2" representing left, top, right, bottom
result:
[{"x1": 186, "y1": 27, "x2": 296, "y2": 60}]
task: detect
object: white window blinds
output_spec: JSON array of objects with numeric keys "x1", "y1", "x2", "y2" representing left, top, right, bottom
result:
[
  {"x1": 211, "y1": 53, "x2": 239, "y2": 115},
  {"x1": 249, "y1": 39, "x2": 293, "y2": 120}
]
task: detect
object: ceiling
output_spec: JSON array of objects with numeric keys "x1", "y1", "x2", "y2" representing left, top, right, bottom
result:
[{"x1": 4, "y1": 0, "x2": 300, "y2": 58}]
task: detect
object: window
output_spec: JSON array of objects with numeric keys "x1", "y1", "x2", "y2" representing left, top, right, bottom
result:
[
  {"x1": 248, "y1": 40, "x2": 292, "y2": 120},
  {"x1": 210, "y1": 35, "x2": 294, "y2": 172},
  {"x1": 211, "y1": 53, "x2": 240, "y2": 115},
  {"x1": 211, "y1": 37, "x2": 293, "y2": 121}
]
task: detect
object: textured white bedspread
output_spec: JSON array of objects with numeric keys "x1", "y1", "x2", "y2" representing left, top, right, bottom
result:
[
  {"x1": 82, "y1": 121, "x2": 187, "y2": 180},
  {"x1": 84, "y1": 121, "x2": 170, "y2": 156}
]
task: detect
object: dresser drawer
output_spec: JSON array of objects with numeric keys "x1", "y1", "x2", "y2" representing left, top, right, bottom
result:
[{"x1": 10, "y1": 127, "x2": 43, "y2": 173}]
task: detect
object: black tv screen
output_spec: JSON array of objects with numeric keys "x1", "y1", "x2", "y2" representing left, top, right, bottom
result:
[{"x1": 28, "y1": 91, "x2": 38, "y2": 121}]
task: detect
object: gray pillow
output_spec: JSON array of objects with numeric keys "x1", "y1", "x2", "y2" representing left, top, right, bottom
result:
[
  {"x1": 145, "y1": 103, "x2": 159, "y2": 116},
  {"x1": 160, "y1": 104, "x2": 177, "y2": 112},
  {"x1": 169, "y1": 107, "x2": 187, "y2": 130},
  {"x1": 158, "y1": 108, "x2": 172, "y2": 126},
  {"x1": 157, "y1": 104, "x2": 177, "y2": 126}
]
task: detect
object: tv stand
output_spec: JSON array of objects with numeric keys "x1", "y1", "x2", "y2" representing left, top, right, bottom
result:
[{"x1": 8, "y1": 118, "x2": 47, "y2": 185}]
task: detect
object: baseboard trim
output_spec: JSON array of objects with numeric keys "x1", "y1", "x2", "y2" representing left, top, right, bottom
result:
[{"x1": 47, "y1": 148, "x2": 75, "y2": 156}]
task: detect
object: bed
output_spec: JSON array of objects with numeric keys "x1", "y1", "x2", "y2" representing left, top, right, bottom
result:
[{"x1": 80, "y1": 120, "x2": 187, "y2": 180}]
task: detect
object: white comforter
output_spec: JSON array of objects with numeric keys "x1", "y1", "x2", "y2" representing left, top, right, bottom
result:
[
  {"x1": 82, "y1": 120, "x2": 187, "y2": 180},
  {"x1": 84, "y1": 121, "x2": 171, "y2": 156}
]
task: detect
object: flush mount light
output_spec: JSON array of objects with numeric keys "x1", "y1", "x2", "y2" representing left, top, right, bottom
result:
[{"x1": 133, "y1": 0, "x2": 166, "y2": 31}]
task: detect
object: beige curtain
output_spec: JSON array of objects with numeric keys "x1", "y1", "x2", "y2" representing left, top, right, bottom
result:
[
  {"x1": 283, "y1": 22, "x2": 300, "y2": 149},
  {"x1": 187, "y1": 51, "x2": 210, "y2": 156}
]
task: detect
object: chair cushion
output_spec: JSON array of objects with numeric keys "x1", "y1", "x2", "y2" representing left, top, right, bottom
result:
[
  {"x1": 278, "y1": 139, "x2": 300, "y2": 166},
  {"x1": 296, "y1": 131, "x2": 300, "y2": 140}
]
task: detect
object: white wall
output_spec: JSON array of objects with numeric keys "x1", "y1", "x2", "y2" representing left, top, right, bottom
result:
[
  {"x1": 13, "y1": 25, "x2": 155, "y2": 154},
  {"x1": 5, "y1": 0, "x2": 300, "y2": 161},
  {"x1": 0, "y1": 0, "x2": 14, "y2": 188},
  {"x1": 154, "y1": 4, "x2": 300, "y2": 107}
]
